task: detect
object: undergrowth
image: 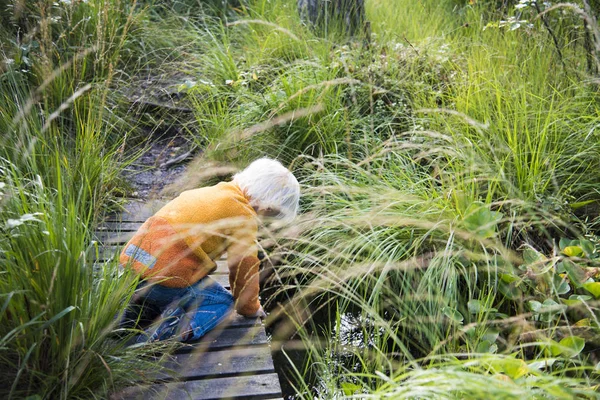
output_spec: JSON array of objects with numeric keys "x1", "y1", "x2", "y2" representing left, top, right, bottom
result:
[{"x1": 1, "y1": 0, "x2": 600, "y2": 398}]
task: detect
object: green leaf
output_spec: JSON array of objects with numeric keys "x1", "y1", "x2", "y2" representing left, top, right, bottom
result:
[
  {"x1": 552, "y1": 274, "x2": 570, "y2": 295},
  {"x1": 40, "y1": 306, "x2": 76, "y2": 330},
  {"x1": 501, "y1": 358, "x2": 529, "y2": 379},
  {"x1": 538, "y1": 299, "x2": 567, "y2": 322},
  {"x1": 476, "y1": 340, "x2": 498, "y2": 354},
  {"x1": 499, "y1": 280, "x2": 521, "y2": 300},
  {"x1": 528, "y1": 300, "x2": 542, "y2": 313},
  {"x1": 468, "y1": 299, "x2": 481, "y2": 314},
  {"x1": 528, "y1": 358, "x2": 556, "y2": 371},
  {"x1": 558, "y1": 336, "x2": 586, "y2": 358},
  {"x1": 543, "y1": 340, "x2": 563, "y2": 357},
  {"x1": 563, "y1": 246, "x2": 584, "y2": 257},
  {"x1": 583, "y1": 282, "x2": 600, "y2": 298},
  {"x1": 569, "y1": 200, "x2": 596, "y2": 210},
  {"x1": 482, "y1": 329, "x2": 500, "y2": 343},
  {"x1": 463, "y1": 202, "x2": 503, "y2": 239},
  {"x1": 500, "y1": 273, "x2": 518, "y2": 283},
  {"x1": 442, "y1": 306, "x2": 464, "y2": 323},
  {"x1": 523, "y1": 248, "x2": 544, "y2": 264},
  {"x1": 575, "y1": 318, "x2": 591, "y2": 327},
  {"x1": 563, "y1": 261, "x2": 587, "y2": 287},
  {"x1": 341, "y1": 382, "x2": 362, "y2": 396},
  {"x1": 562, "y1": 294, "x2": 591, "y2": 306},
  {"x1": 580, "y1": 240, "x2": 595, "y2": 257},
  {"x1": 559, "y1": 238, "x2": 571, "y2": 251}
]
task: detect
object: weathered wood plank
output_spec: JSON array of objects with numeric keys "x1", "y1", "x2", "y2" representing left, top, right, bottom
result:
[
  {"x1": 98, "y1": 221, "x2": 144, "y2": 231},
  {"x1": 115, "y1": 373, "x2": 282, "y2": 400},
  {"x1": 178, "y1": 325, "x2": 268, "y2": 352},
  {"x1": 117, "y1": 200, "x2": 168, "y2": 222},
  {"x1": 157, "y1": 347, "x2": 275, "y2": 380},
  {"x1": 219, "y1": 314, "x2": 262, "y2": 329},
  {"x1": 94, "y1": 230, "x2": 136, "y2": 244}
]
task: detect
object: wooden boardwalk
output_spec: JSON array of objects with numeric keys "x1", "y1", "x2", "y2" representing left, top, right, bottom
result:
[{"x1": 97, "y1": 200, "x2": 283, "y2": 400}]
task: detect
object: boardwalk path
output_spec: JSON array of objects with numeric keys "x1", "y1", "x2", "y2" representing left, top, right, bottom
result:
[{"x1": 98, "y1": 200, "x2": 283, "y2": 400}]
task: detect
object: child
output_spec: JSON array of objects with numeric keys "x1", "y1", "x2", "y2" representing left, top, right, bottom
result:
[{"x1": 119, "y1": 158, "x2": 300, "y2": 342}]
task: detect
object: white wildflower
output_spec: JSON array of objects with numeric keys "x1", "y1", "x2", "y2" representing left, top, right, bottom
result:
[
  {"x1": 6, "y1": 219, "x2": 23, "y2": 228},
  {"x1": 6, "y1": 212, "x2": 44, "y2": 229}
]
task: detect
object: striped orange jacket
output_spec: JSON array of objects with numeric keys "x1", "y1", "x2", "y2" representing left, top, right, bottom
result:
[{"x1": 120, "y1": 182, "x2": 261, "y2": 316}]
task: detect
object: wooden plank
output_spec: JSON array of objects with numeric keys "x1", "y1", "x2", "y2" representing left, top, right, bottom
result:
[
  {"x1": 116, "y1": 200, "x2": 167, "y2": 222},
  {"x1": 218, "y1": 314, "x2": 261, "y2": 329},
  {"x1": 177, "y1": 325, "x2": 268, "y2": 352},
  {"x1": 94, "y1": 230, "x2": 136, "y2": 245},
  {"x1": 98, "y1": 221, "x2": 144, "y2": 231},
  {"x1": 156, "y1": 347, "x2": 275, "y2": 380},
  {"x1": 115, "y1": 373, "x2": 282, "y2": 400},
  {"x1": 89, "y1": 245, "x2": 122, "y2": 261}
]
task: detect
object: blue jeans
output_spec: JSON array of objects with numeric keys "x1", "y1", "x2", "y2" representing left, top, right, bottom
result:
[{"x1": 124, "y1": 277, "x2": 234, "y2": 342}]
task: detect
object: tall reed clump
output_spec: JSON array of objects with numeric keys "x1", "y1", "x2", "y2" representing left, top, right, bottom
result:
[
  {"x1": 0, "y1": 62, "x2": 172, "y2": 400},
  {"x1": 270, "y1": 149, "x2": 599, "y2": 398},
  {"x1": 0, "y1": 1, "x2": 178, "y2": 397}
]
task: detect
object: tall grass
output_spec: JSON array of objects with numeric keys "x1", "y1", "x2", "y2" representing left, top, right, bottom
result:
[
  {"x1": 0, "y1": 1, "x2": 187, "y2": 397},
  {"x1": 2, "y1": 0, "x2": 599, "y2": 397},
  {"x1": 168, "y1": 0, "x2": 600, "y2": 397}
]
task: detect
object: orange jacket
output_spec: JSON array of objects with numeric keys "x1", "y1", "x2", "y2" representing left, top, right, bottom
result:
[{"x1": 120, "y1": 182, "x2": 261, "y2": 316}]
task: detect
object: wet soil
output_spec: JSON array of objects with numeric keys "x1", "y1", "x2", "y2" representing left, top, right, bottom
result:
[{"x1": 124, "y1": 131, "x2": 195, "y2": 200}]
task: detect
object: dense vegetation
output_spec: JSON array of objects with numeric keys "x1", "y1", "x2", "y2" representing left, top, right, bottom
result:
[{"x1": 1, "y1": 0, "x2": 599, "y2": 398}]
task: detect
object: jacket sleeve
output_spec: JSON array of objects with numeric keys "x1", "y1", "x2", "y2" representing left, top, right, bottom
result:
[{"x1": 227, "y1": 219, "x2": 261, "y2": 316}]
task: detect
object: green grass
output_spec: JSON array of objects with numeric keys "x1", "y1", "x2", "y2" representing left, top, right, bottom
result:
[
  {"x1": 0, "y1": 1, "x2": 181, "y2": 397},
  {"x1": 2, "y1": 0, "x2": 600, "y2": 398}
]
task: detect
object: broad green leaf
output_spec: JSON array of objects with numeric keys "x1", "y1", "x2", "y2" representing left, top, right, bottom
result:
[
  {"x1": 583, "y1": 282, "x2": 600, "y2": 298},
  {"x1": 500, "y1": 273, "x2": 518, "y2": 283},
  {"x1": 468, "y1": 299, "x2": 481, "y2": 314},
  {"x1": 580, "y1": 240, "x2": 595, "y2": 257},
  {"x1": 541, "y1": 298, "x2": 562, "y2": 309},
  {"x1": 552, "y1": 274, "x2": 570, "y2": 295},
  {"x1": 575, "y1": 318, "x2": 591, "y2": 327},
  {"x1": 442, "y1": 306, "x2": 464, "y2": 323},
  {"x1": 499, "y1": 280, "x2": 521, "y2": 300},
  {"x1": 562, "y1": 294, "x2": 591, "y2": 306},
  {"x1": 528, "y1": 358, "x2": 556, "y2": 371},
  {"x1": 528, "y1": 300, "x2": 542, "y2": 313},
  {"x1": 482, "y1": 329, "x2": 500, "y2": 343},
  {"x1": 476, "y1": 340, "x2": 498, "y2": 354},
  {"x1": 341, "y1": 382, "x2": 361, "y2": 396},
  {"x1": 523, "y1": 248, "x2": 543, "y2": 264},
  {"x1": 559, "y1": 238, "x2": 571, "y2": 251},
  {"x1": 539, "y1": 299, "x2": 567, "y2": 323},
  {"x1": 563, "y1": 261, "x2": 587, "y2": 287},
  {"x1": 501, "y1": 358, "x2": 529, "y2": 379},
  {"x1": 559, "y1": 336, "x2": 586, "y2": 358},
  {"x1": 544, "y1": 340, "x2": 563, "y2": 356},
  {"x1": 563, "y1": 246, "x2": 584, "y2": 257},
  {"x1": 463, "y1": 203, "x2": 503, "y2": 239}
]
